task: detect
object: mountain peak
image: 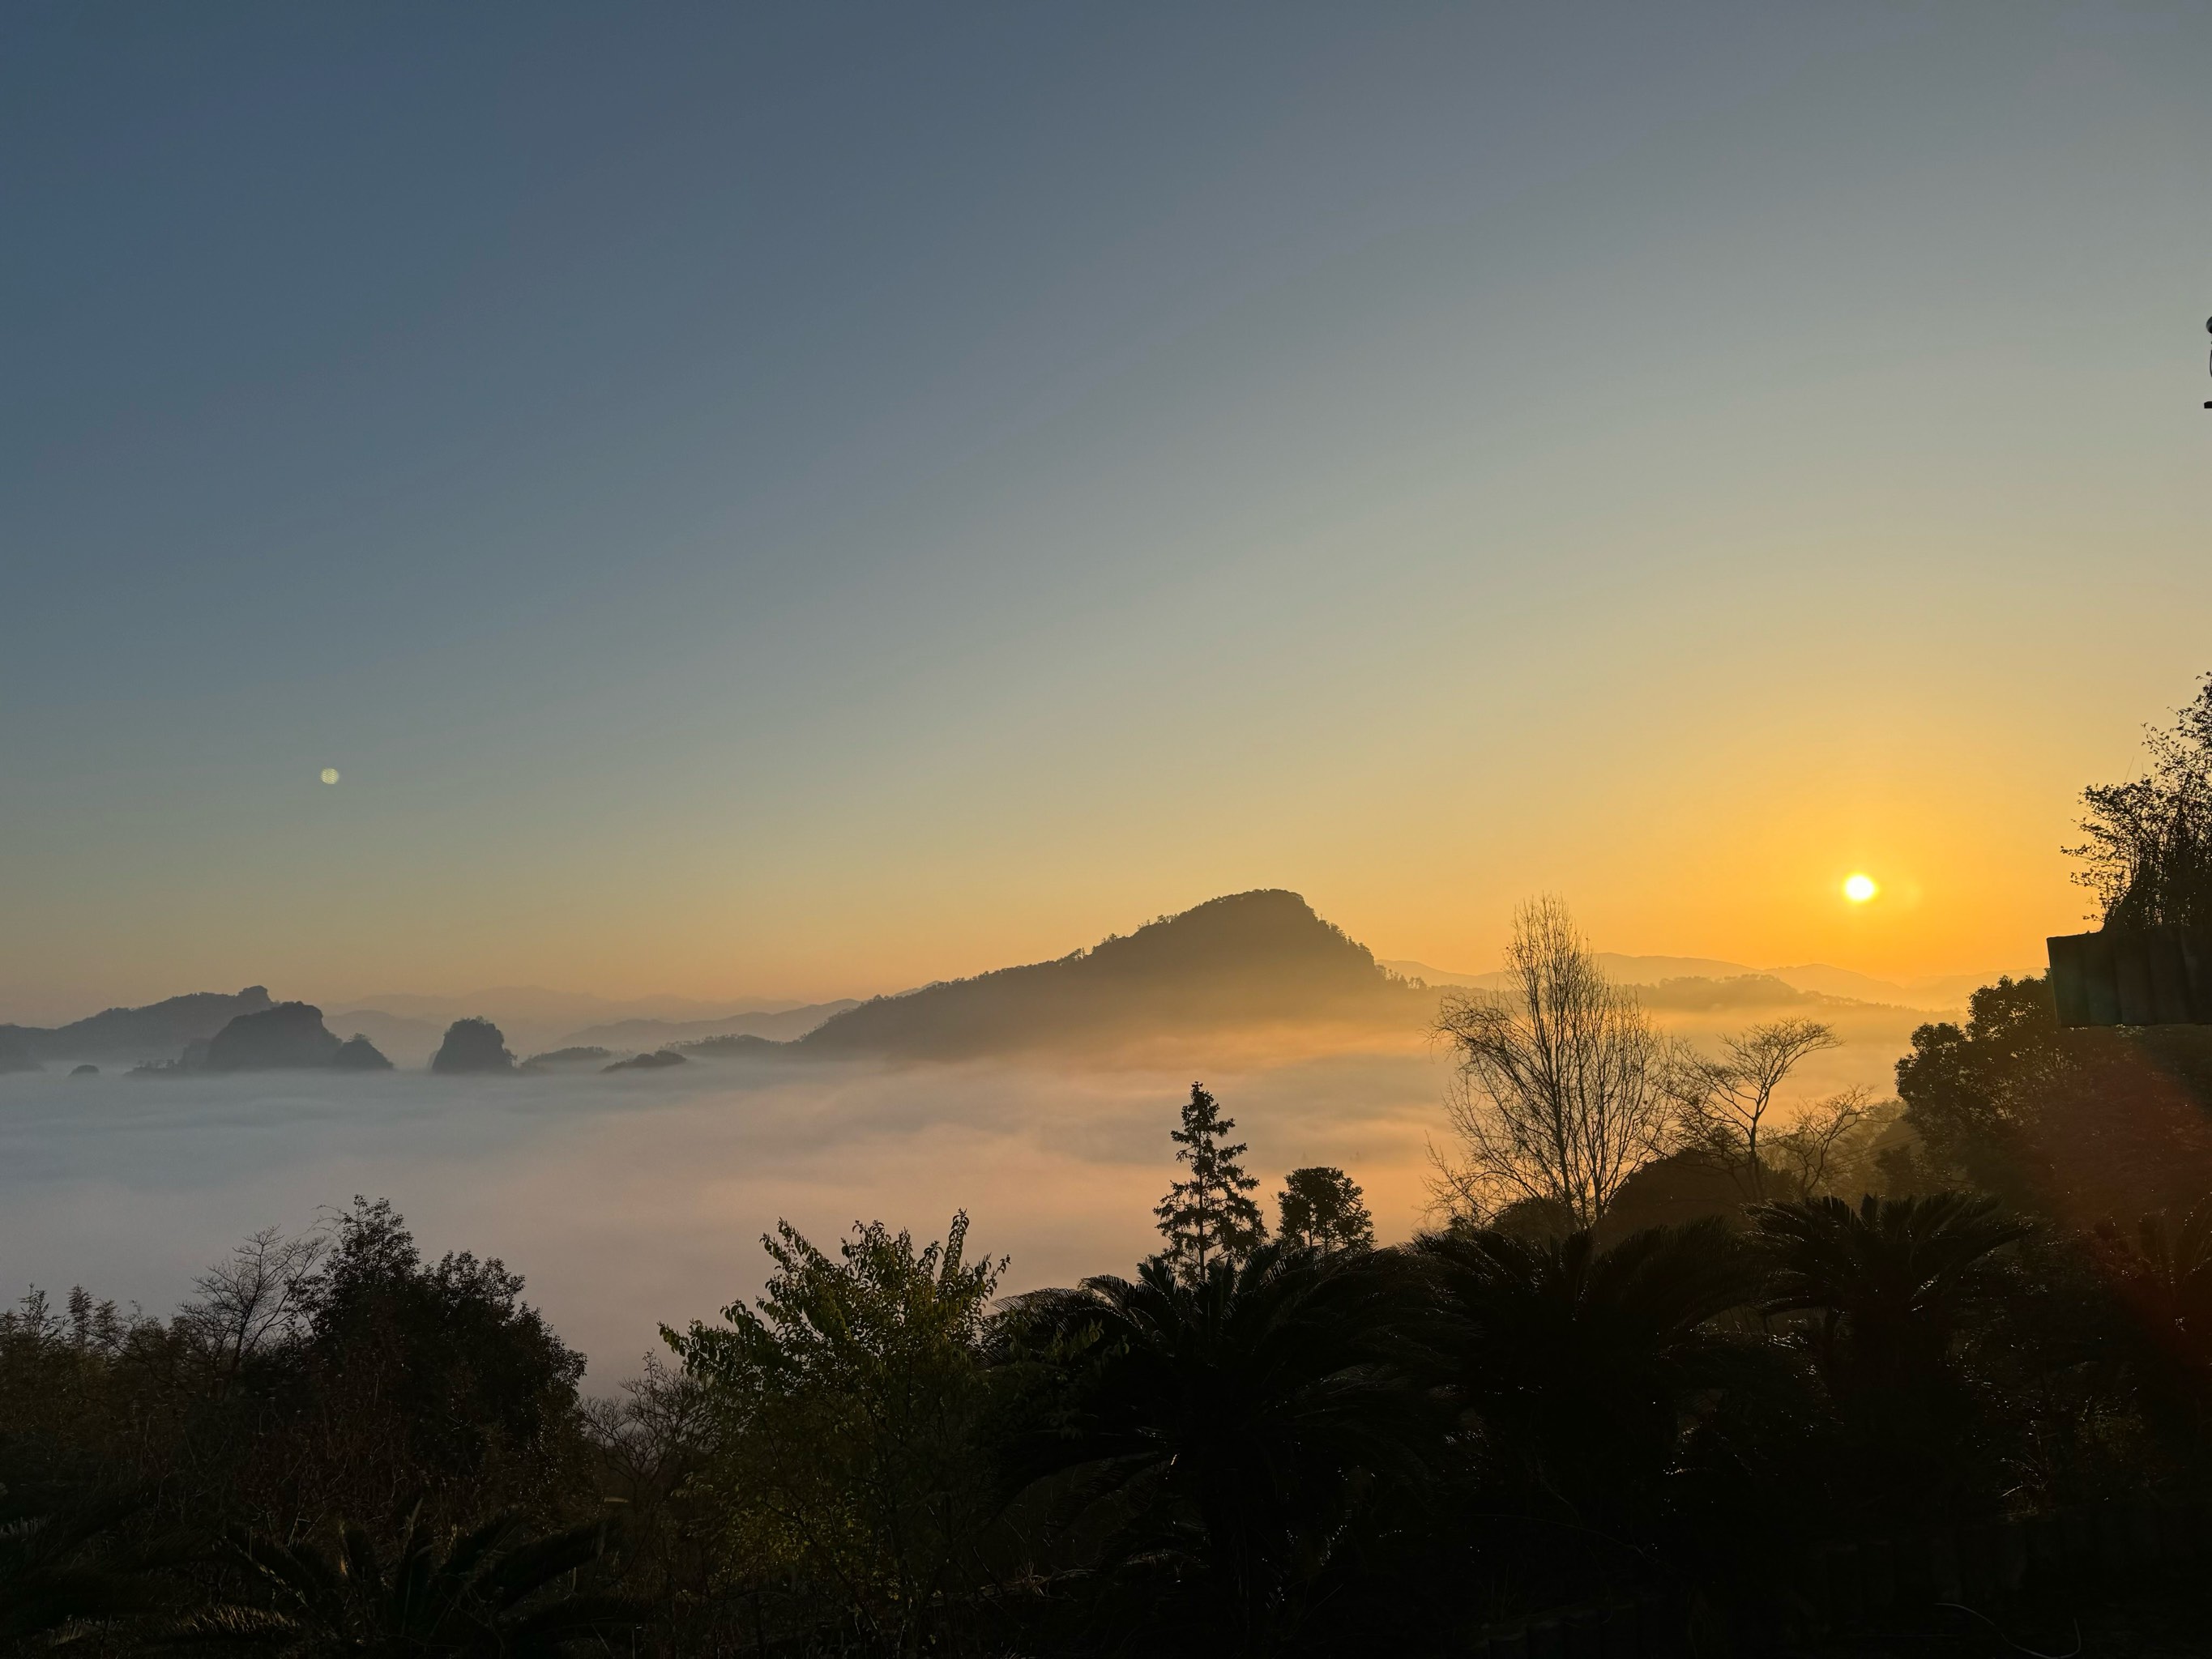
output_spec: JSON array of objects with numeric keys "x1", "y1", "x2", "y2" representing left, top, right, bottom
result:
[{"x1": 796, "y1": 889, "x2": 1419, "y2": 1060}]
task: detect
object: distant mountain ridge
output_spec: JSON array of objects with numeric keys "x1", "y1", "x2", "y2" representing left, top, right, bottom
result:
[
  {"x1": 563, "y1": 1002, "x2": 859, "y2": 1051},
  {"x1": 324, "y1": 990, "x2": 856, "y2": 1065},
  {"x1": 787, "y1": 889, "x2": 1430, "y2": 1060},
  {"x1": 0, "y1": 986, "x2": 275, "y2": 1064},
  {"x1": 0, "y1": 903, "x2": 2022, "y2": 1077},
  {"x1": 1379, "y1": 954, "x2": 2005, "y2": 1012}
]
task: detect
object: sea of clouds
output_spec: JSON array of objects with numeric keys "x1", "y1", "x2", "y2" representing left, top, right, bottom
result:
[
  {"x1": 0, "y1": 996, "x2": 1926, "y2": 1384},
  {"x1": 0, "y1": 1047, "x2": 1452, "y2": 1383}
]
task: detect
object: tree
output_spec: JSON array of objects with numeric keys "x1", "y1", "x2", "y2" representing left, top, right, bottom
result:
[
  {"x1": 1155, "y1": 1084, "x2": 1266, "y2": 1280},
  {"x1": 1001, "y1": 1243, "x2": 1435, "y2": 1654},
  {"x1": 1431, "y1": 898, "x2": 1679, "y2": 1230},
  {"x1": 1673, "y1": 1018, "x2": 1842, "y2": 1201},
  {"x1": 288, "y1": 1198, "x2": 588, "y2": 1527},
  {"x1": 1411, "y1": 1220, "x2": 1776, "y2": 1534},
  {"x1": 1751, "y1": 1193, "x2": 2026, "y2": 1396},
  {"x1": 1895, "y1": 976, "x2": 2212, "y2": 1222},
  {"x1": 186, "y1": 1226, "x2": 327, "y2": 1385},
  {"x1": 1761, "y1": 1086, "x2": 1877, "y2": 1202},
  {"x1": 664, "y1": 1214, "x2": 1004, "y2": 1656},
  {"x1": 2067, "y1": 671, "x2": 2212, "y2": 928},
  {"x1": 1276, "y1": 1167, "x2": 1375, "y2": 1254}
]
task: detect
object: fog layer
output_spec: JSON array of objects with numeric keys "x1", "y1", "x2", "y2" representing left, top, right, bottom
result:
[
  {"x1": 0, "y1": 990, "x2": 1927, "y2": 1383},
  {"x1": 0, "y1": 1050, "x2": 1453, "y2": 1380}
]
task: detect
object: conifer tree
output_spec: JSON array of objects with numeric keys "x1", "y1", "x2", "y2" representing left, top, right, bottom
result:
[
  {"x1": 1277, "y1": 1166, "x2": 1377, "y2": 1254},
  {"x1": 1154, "y1": 1082, "x2": 1266, "y2": 1281}
]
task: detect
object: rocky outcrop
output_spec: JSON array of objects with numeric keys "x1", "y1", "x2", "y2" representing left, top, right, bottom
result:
[
  {"x1": 430, "y1": 1017, "x2": 516, "y2": 1075},
  {"x1": 331, "y1": 1034, "x2": 395, "y2": 1071},
  {"x1": 202, "y1": 1003, "x2": 346, "y2": 1071}
]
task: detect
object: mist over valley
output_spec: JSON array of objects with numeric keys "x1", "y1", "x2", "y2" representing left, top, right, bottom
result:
[{"x1": 0, "y1": 890, "x2": 1960, "y2": 1382}]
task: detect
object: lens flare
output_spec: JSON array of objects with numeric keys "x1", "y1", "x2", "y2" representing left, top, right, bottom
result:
[{"x1": 1843, "y1": 872, "x2": 1877, "y2": 902}]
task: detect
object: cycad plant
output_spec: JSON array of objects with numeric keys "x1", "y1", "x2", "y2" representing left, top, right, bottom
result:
[
  {"x1": 0, "y1": 1490, "x2": 185, "y2": 1645},
  {"x1": 1749, "y1": 1192, "x2": 2027, "y2": 1520},
  {"x1": 1412, "y1": 1219, "x2": 1775, "y2": 1537},
  {"x1": 177, "y1": 1508, "x2": 636, "y2": 1658},
  {"x1": 1001, "y1": 1241, "x2": 1437, "y2": 1656},
  {"x1": 1749, "y1": 1193, "x2": 2026, "y2": 1392}
]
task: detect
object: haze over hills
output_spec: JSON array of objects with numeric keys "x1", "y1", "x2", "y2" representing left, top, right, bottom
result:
[
  {"x1": 0, "y1": 895, "x2": 2026, "y2": 1075},
  {"x1": 564, "y1": 1003, "x2": 860, "y2": 1053},
  {"x1": 1381, "y1": 955, "x2": 2007, "y2": 1013},
  {"x1": 322, "y1": 992, "x2": 860, "y2": 1068}
]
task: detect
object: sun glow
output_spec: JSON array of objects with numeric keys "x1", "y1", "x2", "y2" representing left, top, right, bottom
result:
[{"x1": 1843, "y1": 872, "x2": 1878, "y2": 903}]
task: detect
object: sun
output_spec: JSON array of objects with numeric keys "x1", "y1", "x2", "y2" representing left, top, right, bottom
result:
[
  {"x1": 1843, "y1": 872, "x2": 1877, "y2": 903},
  {"x1": 320, "y1": 767, "x2": 340, "y2": 785}
]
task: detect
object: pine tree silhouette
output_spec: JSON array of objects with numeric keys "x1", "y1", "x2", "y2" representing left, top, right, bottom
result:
[{"x1": 1154, "y1": 1082, "x2": 1266, "y2": 1281}]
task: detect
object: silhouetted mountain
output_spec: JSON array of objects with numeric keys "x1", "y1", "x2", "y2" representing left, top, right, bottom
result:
[
  {"x1": 331, "y1": 1034, "x2": 395, "y2": 1071},
  {"x1": 0, "y1": 1034, "x2": 41, "y2": 1074},
  {"x1": 603, "y1": 1049, "x2": 686, "y2": 1073},
  {"x1": 562, "y1": 1001, "x2": 860, "y2": 1051},
  {"x1": 431, "y1": 1017, "x2": 516, "y2": 1075},
  {"x1": 0, "y1": 986, "x2": 275, "y2": 1064},
  {"x1": 792, "y1": 889, "x2": 1432, "y2": 1060},
  {"x1": 521, "y1": 1046, "x2": 616, "y2": 1071},
  {"x1": 203, "y1": 1002, "x2": 351, "y2": 1071}
]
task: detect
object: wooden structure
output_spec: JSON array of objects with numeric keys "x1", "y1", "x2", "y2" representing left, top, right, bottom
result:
[{"x1": 2047, "y1": 925, "x2": 2212, "y2": 1027}]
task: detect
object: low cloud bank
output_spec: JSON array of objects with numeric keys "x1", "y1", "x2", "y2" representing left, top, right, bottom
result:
[
  {"x1": 0, "y1": 1000, "x2": 1923, "y2": 1383},
  {"x1": 0, "y1": 1050, "x2": 1447, "y2": 1381}
]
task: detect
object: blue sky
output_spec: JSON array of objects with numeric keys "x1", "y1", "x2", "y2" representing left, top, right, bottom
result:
[{"x1": 5, "y1": 2, "x2": 2208, "y2": 1017}]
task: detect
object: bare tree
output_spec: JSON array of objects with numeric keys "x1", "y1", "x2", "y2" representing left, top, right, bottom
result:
[
  {"x1": 1673, "y1": 1017, "x2": 1841, "y2": 1201},
  {"x1": 184, "y1": 1224, "x2": 327, "y2": 1380},
  {"x1": 1765, "y1": 1086, "x2": 1875, "y2": 1201},
  {"x1": 1429, "y1": 897, "x2": 1679, "y2": 1229}
]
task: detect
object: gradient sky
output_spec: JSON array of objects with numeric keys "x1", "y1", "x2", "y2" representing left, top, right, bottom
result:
[{"x1": 5, "y1": 2, "x2": 2208, "y2": 1021}]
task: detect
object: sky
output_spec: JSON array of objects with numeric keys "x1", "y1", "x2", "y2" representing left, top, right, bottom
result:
[{"x1": 5, "y1": 2, "x2": 2209, "y2": 1021}]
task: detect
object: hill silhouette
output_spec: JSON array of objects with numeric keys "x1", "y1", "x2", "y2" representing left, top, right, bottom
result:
[
  {"x1": 791, "y1": 890, "x2": 1431, "y2": 1060},
  {"x1": 1, "y1": 986, "x2": 275, "y2": 1064},
  {"x1": 199, "y1": 1003, "x2": 391, "y2": 1072},
  {"x1": 432, "y1": 1017, "x2": 517, "y2": 1075}
]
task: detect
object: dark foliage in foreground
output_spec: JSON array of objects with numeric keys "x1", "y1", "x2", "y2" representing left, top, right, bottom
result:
[{"x1": 173, "y1": 1509, "x2": 636, "y2": 1659}]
